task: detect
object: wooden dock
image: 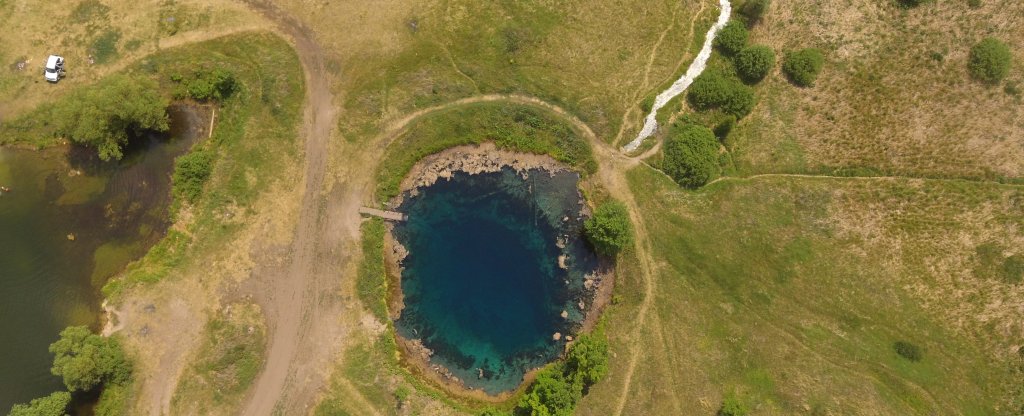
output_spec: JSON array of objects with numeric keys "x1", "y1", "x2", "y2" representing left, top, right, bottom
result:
[{"x1": 359, "y1": 207, "x2": 407, "y2": 222}]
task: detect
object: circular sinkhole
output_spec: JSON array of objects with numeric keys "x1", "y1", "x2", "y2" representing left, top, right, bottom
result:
[{"x1": 389, "y1": 164, "x2": 601, "y2": 395}]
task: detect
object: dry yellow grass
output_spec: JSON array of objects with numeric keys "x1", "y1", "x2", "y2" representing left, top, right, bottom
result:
[
  {"x1": 575, "y1": 170, "x2": 1023, "y2": 415},
  {"x1": 730, "y1": 0, "x2": 1024, "y2": 180},
  {"x1": 0, "y1": 0, "x2": 264, "y2": 119}
]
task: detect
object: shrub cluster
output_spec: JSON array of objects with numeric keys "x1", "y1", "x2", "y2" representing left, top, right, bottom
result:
[
  {"x1": 513, "y1": 329, "x2": 609, "y2": 416},
  {"x1": 171, "y1": 68, "x2": 240, "y2": 101},
  {"x1": 782, "y1": 48, "x2": 825, "y2": 87},
  {"x1": 54, "y1": 74, "x2": 170, "y2": 161},
  {"x1": 968, "y1": 38, "x2": 1012, "y2": 84},
  {"x1": 715, "y1": 21, "x2": 749, "y2": 56},
  {"x1": 663, "y1": 123, "x2": 721, "y2": 188},
  {"x1": 739, "y1": 0, "x2": 771, "y2": 23},
  {"x1": 893, "y1": 340, "x2": 923, "y2": 362},
  {"x1": 735, "y1": 45, "x2": 776, "y2": 83},
  {"x1": 8, "y1": 391, "x2": 71, "y2": 416},
  {"x1": 687, "y1": 71, "x2": 757, "y2": 118},
  {"x1": 584, "y1": 201, "x2": 634, "y2": 256},
  {"x1": 50, "y1": 326, "x2": 133, "y2": 391},
  {"x1": 172, "y1": 149, "x2": 215, "y2": 204},
  {"x1": 898, "y1": 0, "x2": 935, "y2": 8},
  {"x1": 718, "y1": 393, "x2": 750, "y2": 416},
  {"x1": 11, "y1": 326, "x2": 134, "y2": 416}
]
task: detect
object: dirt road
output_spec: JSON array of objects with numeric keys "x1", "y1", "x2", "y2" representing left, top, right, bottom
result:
[{"x1": 236, "y1": 1, "x2": 345, "y2": 414}]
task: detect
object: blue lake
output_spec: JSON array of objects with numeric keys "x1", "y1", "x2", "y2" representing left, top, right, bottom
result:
[{"x1": 393, "y1": 167, "x2": 598, "y2": 394}]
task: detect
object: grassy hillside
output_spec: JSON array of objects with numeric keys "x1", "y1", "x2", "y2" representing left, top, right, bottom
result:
[
  {"x1": 265, "y1": 0, "x2": 711, "y2": 144},
  {"x1": 576, "y1": 167, "x2": 1023, "y2": 415}
]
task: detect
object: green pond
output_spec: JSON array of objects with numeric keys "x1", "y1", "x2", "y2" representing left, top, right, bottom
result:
[{"x1": 0, "y1": 105, "x2": 204, "y2": 411}]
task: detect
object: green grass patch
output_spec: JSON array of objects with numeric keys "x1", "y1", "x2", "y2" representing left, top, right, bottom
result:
[
  {"x1": 357, "y1": 219, "x2": 388, "y2": 321},
  {"x1": 70, "y1": 0, "x2": 110, "y2": 23},
  {"x1": 91, "y1": 30, "x2": 121, "y2": 64},
  {"x1": 171, "y1": 302, "x2": 266, "y2": 414},
  {"x1": 374, "y1": 103, "x2": 596, "y2": 202}
]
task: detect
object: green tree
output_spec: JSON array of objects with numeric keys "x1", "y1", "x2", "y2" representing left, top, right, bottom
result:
[
  {"x1": 564, "y1": 329, "x2": 609, "y2": 389},
  {"x1": 53, "y1": 75, "x2": 169, "y2": 161},
  {"x1": 968, "y1": 38, "x2": 1012, "y2": 84},
  {"x1": 663, "y1": 123, "x2": 721, "y2": 188},
  {"x1": 740, "y1": 0, "x2": 771, "y2": 23},
  {"x1": 735, "y1": 45, "x2": 776, "y2": 83},
  {"x1": 517, "y1": 371, "x2": 582, "y2": 416},
  {"x1": 479, "y1": 408, "x2": 513, "y2": 416},
  {"x1": 715, "y1": 21, "x2": 749, "y2": 55},
  {"x1": 584, "y1": 201, "x2": 634, "y2": 256},
  {"x1": 687, "y1": 71, "x2": 757, "y2": 118},
  {"x1": 782, "y1": 48, "x2": 825, "y2": 87},
  {"x1": 49, "y1": 326, "x2": 132, "y2": 392},
  {"x1": 8, "y1": 391, "x2": 71, "y2": 416}
]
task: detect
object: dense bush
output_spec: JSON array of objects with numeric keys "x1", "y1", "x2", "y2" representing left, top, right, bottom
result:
[
  {"x1": 893, "y1": 340, "x2": 923, "y2": 362},
  {"x1": 687, "y1": 71, "x2": 757, "y2": 118},
  {"x1": 739, "y1": 0, "x2": 771, "y2": 23},
  {"x1": 8, "y1": 391, "x2": 71, "y2": 416},
  {"x1": 54, "y1": 75, "x2": 169, "y2": 161},
  {"x1": 715, "y1": 21, "x2": 749, "y2": 55},
  {"x1": 516, "y1": 330, "x2": 610, "y2": 416},
  {"x1": 1002, "y1": 254, "x2": 1024, "y2": 285},
  {"x1": 172, "y1": 68, "x2": 240, "y2": 101},
  {"x1": 563, "y1": 329, "x2": 610, "y2": 390},
  {"x1": 782, "y1": 48, "x2": 825, "y2": 87},
  {"x1": 718, "y1": 394, "x2": 749, "y2": 416},
  {"x1": 735, "y1": 45, "x2": 776, "y2": 83},
  {"x1": 663, "y1": 123, "x2": 721, "y2": 188},
  {"x1": 584, "y1": 201, "x2": 634, "y2": 256},
  {"x1": 898, "y1": 0, "x2": 934, "y2": 7},
  {"x1": 49, "y1": 326, "x2": 132, "y2": 391},
  {"x1": 968, "y1": 38, "x2": 1012, "y2": 84},
  {"x1": 518, "y1": 371, "x2": 581, "y2": 416},
  {"x1": 172, "y1": 149, "x2": 215, "y2": 204}
]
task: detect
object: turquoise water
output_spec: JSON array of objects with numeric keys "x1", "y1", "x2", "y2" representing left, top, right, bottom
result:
[
  {"x1": 394, "y1": 168, "x2": 598, "y2": 394},
  {"x1": 0, "y1": 106, "x2": 204, "y2": 411}
]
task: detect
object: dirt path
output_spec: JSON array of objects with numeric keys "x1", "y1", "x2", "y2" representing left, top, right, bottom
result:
[
  {"x1": 234, "y1": 1, "x2": 344, "y2": 415},
  {"x1": 708, "y1": 172, "x2": 1024, "y2": 188}
]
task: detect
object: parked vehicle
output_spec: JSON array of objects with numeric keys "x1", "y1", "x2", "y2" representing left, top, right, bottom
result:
[{"x1": 44, "y1": 55, "x2": 65, "y2": 82}]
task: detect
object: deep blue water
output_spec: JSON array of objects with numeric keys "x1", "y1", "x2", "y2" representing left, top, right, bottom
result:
[{"x1": 394, "y1": 168, "x2": 598, "y2": 394}]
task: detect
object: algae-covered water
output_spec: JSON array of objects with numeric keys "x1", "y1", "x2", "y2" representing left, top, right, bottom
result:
[
  {"x1": 0, "y1": 106, "x2": 204, "y2": 410},
  {"x1": 394, "y1": 167, "x2": 598, "y2": 395}
]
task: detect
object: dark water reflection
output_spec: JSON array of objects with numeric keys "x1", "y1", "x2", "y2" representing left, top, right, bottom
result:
[{"x1": 0, "y1": 105, "x2": 205, "y2": 411}]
